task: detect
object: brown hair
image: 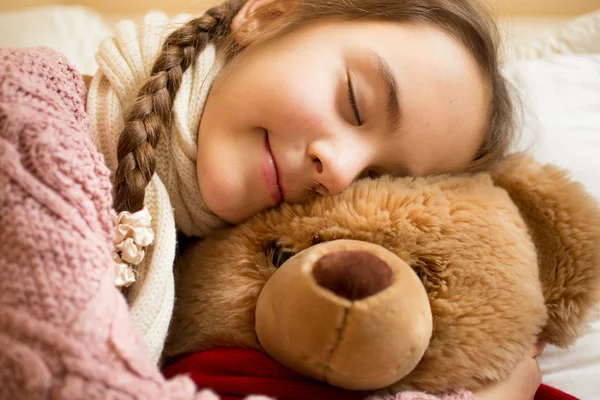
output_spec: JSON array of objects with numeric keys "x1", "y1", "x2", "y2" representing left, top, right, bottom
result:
[{"x1": 113, "y1": 0, "x2": 518, "y2": 213}]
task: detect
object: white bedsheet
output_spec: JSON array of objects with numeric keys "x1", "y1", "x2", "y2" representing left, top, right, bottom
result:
[
  {"x1": 1, "y1": 5, "x2": 599, "y2": 399},
  {"x1": 540, "y1": 319, "x2": 600, "y2": 399}
]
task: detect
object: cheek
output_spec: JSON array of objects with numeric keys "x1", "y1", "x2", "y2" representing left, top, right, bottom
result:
[
  {"x1": 244, "y1": 59, "x2": 339, "y2": 134},
  {"x1": 276, "y1": 88, "x2": 329, "y2": 132}
]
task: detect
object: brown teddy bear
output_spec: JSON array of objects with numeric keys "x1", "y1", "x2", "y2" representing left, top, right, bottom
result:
[{"x1": 163, "y1": 155, "x2": 600, "y2": 396}]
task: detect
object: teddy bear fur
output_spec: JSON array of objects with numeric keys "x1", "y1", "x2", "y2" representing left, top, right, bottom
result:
[{"x1": 165, "y1": 155, "x2": 600, "y2": 394}]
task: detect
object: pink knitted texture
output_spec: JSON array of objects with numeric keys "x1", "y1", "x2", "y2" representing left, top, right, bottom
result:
[
  {"x1": 0, "y1": 47, "x2": 474, "y2": 400},
  {"x1": 0, "y1": 47, "x2": 216, "y2": 400}
]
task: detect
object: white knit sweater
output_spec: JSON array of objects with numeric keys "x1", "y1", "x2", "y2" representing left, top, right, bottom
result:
[{"x1": 87, "y1": 11, "x2": 227, "y2": 363}]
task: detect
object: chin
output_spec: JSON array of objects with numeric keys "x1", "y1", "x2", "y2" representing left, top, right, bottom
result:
[
  {"x1": 202, "y1": 187, "x2": 268, "y2": 225},
  {"x1": 197, "y1": 162, "x2": 273, "y2": 225},
  {"x1": 203, "y1": 193, "x2": 240, "y2": 224}
]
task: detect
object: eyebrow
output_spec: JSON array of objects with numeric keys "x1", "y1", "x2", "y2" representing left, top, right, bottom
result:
[{"x1": 372, "y1": 51, "x2": 402, "y2": 133}]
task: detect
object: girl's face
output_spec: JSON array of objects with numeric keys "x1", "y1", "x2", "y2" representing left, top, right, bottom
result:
[{"x1": 197, "y1": 5, "x2": 490, "y2": 224}]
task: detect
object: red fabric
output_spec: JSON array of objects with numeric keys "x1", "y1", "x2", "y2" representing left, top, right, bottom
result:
[
  {"x1": 163, "y1": 348, "x2": 579, "y2": 400},
  {"x1": 535, "y1": 384, "x2": 579, "y2": 400},
  {"x1": 162, "y1": 348, "x2": 369, "y2": 400}
]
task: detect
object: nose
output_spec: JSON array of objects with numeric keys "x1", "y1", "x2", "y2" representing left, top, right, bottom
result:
[
  {"x1": 308, "y1": 139, "x2": 369, "y2": 195},
  {"x1": 312, "y1": 251, "x2": 394, "y2": 300}
]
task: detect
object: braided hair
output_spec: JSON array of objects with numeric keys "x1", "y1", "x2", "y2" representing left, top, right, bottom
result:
[{"x1": 113, "y1": 2, "x2": 241, "y2": 213}]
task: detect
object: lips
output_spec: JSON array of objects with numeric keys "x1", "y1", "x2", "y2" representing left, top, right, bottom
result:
[{"x1": 263, "y1": 132, "x2": 284, "y2": 206}]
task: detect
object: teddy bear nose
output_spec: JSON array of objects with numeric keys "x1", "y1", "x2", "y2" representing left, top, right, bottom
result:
[{"x1": 312, "y1": 250, "x2": 394, "y2": 300}]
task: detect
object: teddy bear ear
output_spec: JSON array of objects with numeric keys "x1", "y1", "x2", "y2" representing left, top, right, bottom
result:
[{"x1": 490, "y1": 155, "x2": 600, "y2": 347}]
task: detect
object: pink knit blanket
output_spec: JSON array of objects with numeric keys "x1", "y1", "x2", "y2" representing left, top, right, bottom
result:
[{"x1": 0, "y1": 47, "x2": 473, "y2": 400}]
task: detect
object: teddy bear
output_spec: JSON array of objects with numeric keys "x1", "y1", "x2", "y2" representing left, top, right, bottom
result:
[{"x1": 162, "y1": 155, "x2": 600, "y2": 397}]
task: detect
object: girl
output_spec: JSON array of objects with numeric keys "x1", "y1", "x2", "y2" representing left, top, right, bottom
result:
[
  {"x1": 87, "y1": 0, "x2": 539, "y2": 394},
  {"x1": 0, "y1": 0, "x2": 542, "y2": 398},
  {"x1": 96, "y1": 0, "x2": 516, "y2": 227},
  {"x1": 85, "y1": 0, "x2": 517, "y2": 343}
]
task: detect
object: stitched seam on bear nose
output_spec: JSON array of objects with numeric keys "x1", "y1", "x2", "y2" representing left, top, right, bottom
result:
[{"x1": 323, "y1": 305, "x2": 350, "y2": 383}]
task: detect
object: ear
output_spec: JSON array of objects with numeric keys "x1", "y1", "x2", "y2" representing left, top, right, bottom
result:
[
  {"x1": 231, "y1": 0, "x2": 292, "y2": 46},
  {"x1": 491, "y1": 155, "x2": 600, "y2": 347}
]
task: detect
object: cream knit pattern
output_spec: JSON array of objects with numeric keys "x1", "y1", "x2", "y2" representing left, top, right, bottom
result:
[{"x1": 86, "y1": 11, "x2": 227, "y2": 363}]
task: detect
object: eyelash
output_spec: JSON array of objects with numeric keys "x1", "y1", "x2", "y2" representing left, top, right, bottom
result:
[
  {"x1": 346, "y1": 72, "x2": 362, "y2": 126},
  {"x1": 362, "y1": 169, "x2": 379, "y2": 179}
]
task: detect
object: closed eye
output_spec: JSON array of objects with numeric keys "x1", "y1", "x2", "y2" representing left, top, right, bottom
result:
[
  {"x1": 346, "y1": 70, "x2": 362, "y2": 126},
  {"x1": 359, "y1": 169, "x2": 381, "y2": 180}
]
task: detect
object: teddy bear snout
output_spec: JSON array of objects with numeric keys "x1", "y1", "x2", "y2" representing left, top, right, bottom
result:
[
  {"x1": 255, "y1": 240, "x2": 433, "y2": 391},
  {"x1": 312, "y1": 250, "x2": 394, "y2": 300}
]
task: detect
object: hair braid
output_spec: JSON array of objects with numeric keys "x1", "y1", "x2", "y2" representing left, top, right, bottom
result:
[{"x1": 113, "y1": 2, "x2": 239, "y2": 213}]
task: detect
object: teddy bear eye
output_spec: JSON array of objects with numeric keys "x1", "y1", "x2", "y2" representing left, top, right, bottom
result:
[
  {"x1": 269, "y1": 243, "x2": 296, "y2": 268},
  {"x1": 412, "y1": 267, "x2": 426, "y2": 282},
  {"x1": 312, "y1": 233, "x2": 322, "y2": 245}
]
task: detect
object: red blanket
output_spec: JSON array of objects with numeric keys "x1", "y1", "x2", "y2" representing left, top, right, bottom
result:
[{"x1": 163, "y1": 348, "x2": 579, "y2": 400}]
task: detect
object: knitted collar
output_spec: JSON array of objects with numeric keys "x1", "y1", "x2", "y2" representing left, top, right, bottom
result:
[
  {"x1": 85, "y1": 11, "x2": 229, "y2": 363},
  {"x1": 87, "y1": 11, "x2": 227, "y2": 239}
]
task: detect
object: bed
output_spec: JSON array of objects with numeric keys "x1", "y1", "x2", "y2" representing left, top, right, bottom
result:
[{"x1": 1, "y1": 2, "x2": 599, "y2": 398}]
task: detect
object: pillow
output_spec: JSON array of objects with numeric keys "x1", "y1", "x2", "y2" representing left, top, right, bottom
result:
[
  {"x1": 511, "y1": 9, "x2": 600, "y2": 60},
  {"x1": 503, "y1": 9, "x2": 600, "y2": 399},
  {"x1": 504, "y1": 54, "x2": 600, "y2": 201},
  {"x1": 0, "y1": 5, "x2": 112, "y2": 75}
]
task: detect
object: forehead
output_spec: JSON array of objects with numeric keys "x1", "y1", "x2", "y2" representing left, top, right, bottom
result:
[{"x1": 365, "y1": 23, "x2": 490, "y2": 175}]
